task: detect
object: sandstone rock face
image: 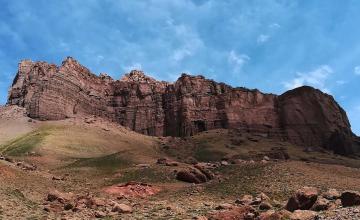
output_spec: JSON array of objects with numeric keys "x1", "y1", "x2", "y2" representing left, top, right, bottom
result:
[
  {"x1": 7, "y1": 57, "x2": 359, "y2": 154},
  {"x1": 278, "y1": 87, "x2": 357, "y2": 155}
]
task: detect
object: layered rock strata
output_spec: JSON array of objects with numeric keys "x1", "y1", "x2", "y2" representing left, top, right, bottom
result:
[{"x1": 7, "y1": 57, "x2": 359, "y2": 154}]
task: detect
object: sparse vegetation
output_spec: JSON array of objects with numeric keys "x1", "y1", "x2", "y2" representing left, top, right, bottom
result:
[
  {"x1": 112, "y1": 167, "x2": 175, "y2": 184},
  {"x1": 194, "y1": 146, "x2": 227, "y2": 162},
  {"x1": 66, "y1": 152, "x2": 132, "y2": 173},
  {"x1": 0, "y1": 127, "x2": 51, "y2": 156},
  {"x1": 204, "y1": 164, "x2": 266, "y2": 197}
]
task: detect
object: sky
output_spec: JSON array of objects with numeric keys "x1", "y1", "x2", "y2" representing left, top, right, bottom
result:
[{"x1": 0, "y1": 0, "x2": 360, "y2": 135}]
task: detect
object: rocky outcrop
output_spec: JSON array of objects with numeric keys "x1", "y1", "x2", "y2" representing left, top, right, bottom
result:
[
  {"x1": 7, "y1": 57, "x2": 359, "y2": 155},
  {"x1": 278, "y1": 86, "x2": 357, "y2": 155}
]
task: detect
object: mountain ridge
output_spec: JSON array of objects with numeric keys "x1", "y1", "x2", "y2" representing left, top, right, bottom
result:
[{"x1": 6, "y1": 57, "x2": 360, "y2": 155}]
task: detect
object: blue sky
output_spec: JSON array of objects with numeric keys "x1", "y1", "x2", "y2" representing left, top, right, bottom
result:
[{"x1": 0, "y1": 0, "x2": 360, "y2": 135}]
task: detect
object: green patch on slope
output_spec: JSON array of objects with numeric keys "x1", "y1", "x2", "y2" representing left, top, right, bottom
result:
[
  {"x1": 194, "y1": 145, "x2": 227, "y2": 162},
  {"x1": 0, "y1": 127, "x2": 51, "y2": 156},
  {"x1": 67, "y1": 152, "x2": 131, "y2": 173}
]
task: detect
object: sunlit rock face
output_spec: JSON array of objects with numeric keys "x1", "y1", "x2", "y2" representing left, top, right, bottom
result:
[{"x1": 8, "y1": 57, "x2": 359, "y2": 155}]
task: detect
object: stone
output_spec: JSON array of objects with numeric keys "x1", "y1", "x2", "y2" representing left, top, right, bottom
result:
[
  {"x1": 91, "y1": 197, "x2": 106, "y2": 207},
  {"x1": 221, "y1": 161, "x2": 229, "y2": 166},
  {"x1": 176, "y1": 166, "x2": 214, "y2": 184},
  {"x1": 112, "y1": 203, "x2": 133, "y2": 213},
  {"x1": 176, "y1": 170, "x2": 206, "y2": 184},
  {"x1": 156, "y1": 158, "x2": 178, "y2": 166},
  {"x1": 286, "y1": 187, "x2": 318, "y2": 212},
  {"x1": 47, "y1": 190, "x2": 73, "y2": 204},
  {"x1": 258, "y1": 210, "x2": 284, "y2": 220},
  {"x1": 208, "y1": 205, "x2": 255, "y2": 220},
  {"x1": 259, "y1": 201, "x2": 273, "y2": 210},
  {"x1": 250, "y1": 197, "x2": 262, "y2": 206},
  {"x1": 95, "y1": 211, "x2": 107, "y2": 218},
  {"x1": 236, "y1": 195, "x2": 254, "y2": 205},
  {"x1": 215, "y1": 203, "x2": 233, "y2": 210},
  {"x1": 16, "y1": 161, "x2": 37, "y2": 171},
  {"x1": 52, "y1": 176, "x2": 64, "y2": 181},
  {"x1": 7, "y1": 57, "x2": 360, "y2": 155},
  {"x1": 341, "y1": 191, "x2": 360, "y2": 207},
  {"x1": 323, "y1": 188, "x2": 341, "y2": 200},
  {"x1": 193, "y1": 164, "x2": 215, "y2": 180},
  {"x1": 136, "y1": 164, "x2": 151, "y2": 168},
  {"x1": 63, "y1": 203, "x2": 74, "y2": 211},
  {"x1": 258, "y1": 192, "x2": 271, "y2": 202},
  {"x1": 290, "y1": 210, "x2": 317, "y2": 220},
  {"x1": 310, "y1": 196, "x2": 330, "y2": 211}
]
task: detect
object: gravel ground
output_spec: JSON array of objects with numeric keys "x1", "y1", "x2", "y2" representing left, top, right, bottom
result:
[{"x1": 318, "y1": 206, "x2": 360, "y2": 220}]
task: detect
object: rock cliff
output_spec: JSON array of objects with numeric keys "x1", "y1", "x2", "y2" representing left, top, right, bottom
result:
[{"x1": 7, "y1": 57, "x2": 360, "y2": 155}]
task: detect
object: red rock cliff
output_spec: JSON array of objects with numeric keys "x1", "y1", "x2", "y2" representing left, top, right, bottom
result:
[{"x1": 7, "y1": 57, "x2": 359, "y2": 155}]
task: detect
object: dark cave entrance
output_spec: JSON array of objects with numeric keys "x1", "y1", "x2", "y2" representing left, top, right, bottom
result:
[{"x1": 194, "y1": 120, "x2": 206, "y2": 132}]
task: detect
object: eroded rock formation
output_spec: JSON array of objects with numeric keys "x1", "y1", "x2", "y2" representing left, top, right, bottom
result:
[{"x1": 7, "y1": 57, "x2": 360, "y2": 155}]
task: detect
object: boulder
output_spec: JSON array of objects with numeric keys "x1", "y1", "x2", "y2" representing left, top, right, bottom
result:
[
  {"x1": 63, "y1": 203, "x2": 74, "y2": 211},
  {"x1": 176, "y1": 170, "x2": 206, "y2": 184},
  {"x1": 47, "y1": 190, "x2": 73, "y2": 204},
  {"x1": 176, "y1": 166, "x2": 214, "y2": 184},
  {"x1": 194, "y1": 164, "x2": 215, "y2": 180},
  {"x1": 341, "y1": 191, "x2": 360, "y2": 207},
  {"x1": 263, "y1": 156, "x2": 270, "y2": 161},
  {"x1": 285, "y1": 187, "x2": 318, "y2": 211},
  {"x1": 259, "y1": 201, "x2": 273, "y2": 210},
  {"x1": 112, "y1": 203, "x2": 133, "y2": 213},
  {"x1": 310, "y1": 196, "x2": 330, "y2": 211}
]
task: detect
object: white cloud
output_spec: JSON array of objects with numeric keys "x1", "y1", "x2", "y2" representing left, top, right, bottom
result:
[
  {"x1": 336, "y1": 80, "x2": 347, "y2": 85},
  {"x1": 283, "y1": 65, "x2": 333, "y2": 93},
  {"x1": 123, "y1": 62, "x2": 142, "y2": 73},
  {"x1": 59, "y1": 40, "x2": 70, "y2": 51},
  {"x1": 95, "y1": 55, "x2": 104, "y2": 64},
  {"x1": 269, "y1": 23, "x2": 281, "y2": 29},
  {"x1": 228, "y1": 50, "x2": 250, "y2": 73},
  {"x1": 170, "y1": 24, "x2": 203, "y2": 62},
  {"x1": 257, "y1": 34, "x2": 270, "y2": 43},
  {"x1": 355, "y1": 66, "x2": 360, "y2": 75},
  {"x1": 172, "y1": 49, "x2": 192, "y2": 62}
]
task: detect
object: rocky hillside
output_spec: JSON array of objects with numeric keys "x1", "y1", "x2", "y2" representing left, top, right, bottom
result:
[{"x1": 7, "y1": 57, "x2": 360, "y2": 155}]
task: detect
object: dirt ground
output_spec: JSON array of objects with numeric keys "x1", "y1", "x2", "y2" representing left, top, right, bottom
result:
[{"x1": 1, "y1": 106, "x2": 360, "y2": 219}]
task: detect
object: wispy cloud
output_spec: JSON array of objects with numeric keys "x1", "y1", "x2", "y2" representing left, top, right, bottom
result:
[
  {"x1": 269, "y1": 23, "x2": 281, "y2": 29},
  {"x1": 171, "y1": 24, "x2": 203, "y2": 62},
  {"x1": 257, "y1": 34, "x2": 270, "y2": 44},
  {"x1": 283, "y1": 65, "x2": 333, "y2": 93},
  {"x1": 336, "y1": 80, "x2": 347, "y2": 85},
  {"x1": 228, "y1": 50, "x2": 250, "y2": 73},
  {"x1": 355, "y1": 66, "x2": 360, "y2": 75}
]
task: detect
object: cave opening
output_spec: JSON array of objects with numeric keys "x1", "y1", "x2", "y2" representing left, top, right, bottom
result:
[{"x1": 194, "y1": 120, "x2": 206, "y2": 132}]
